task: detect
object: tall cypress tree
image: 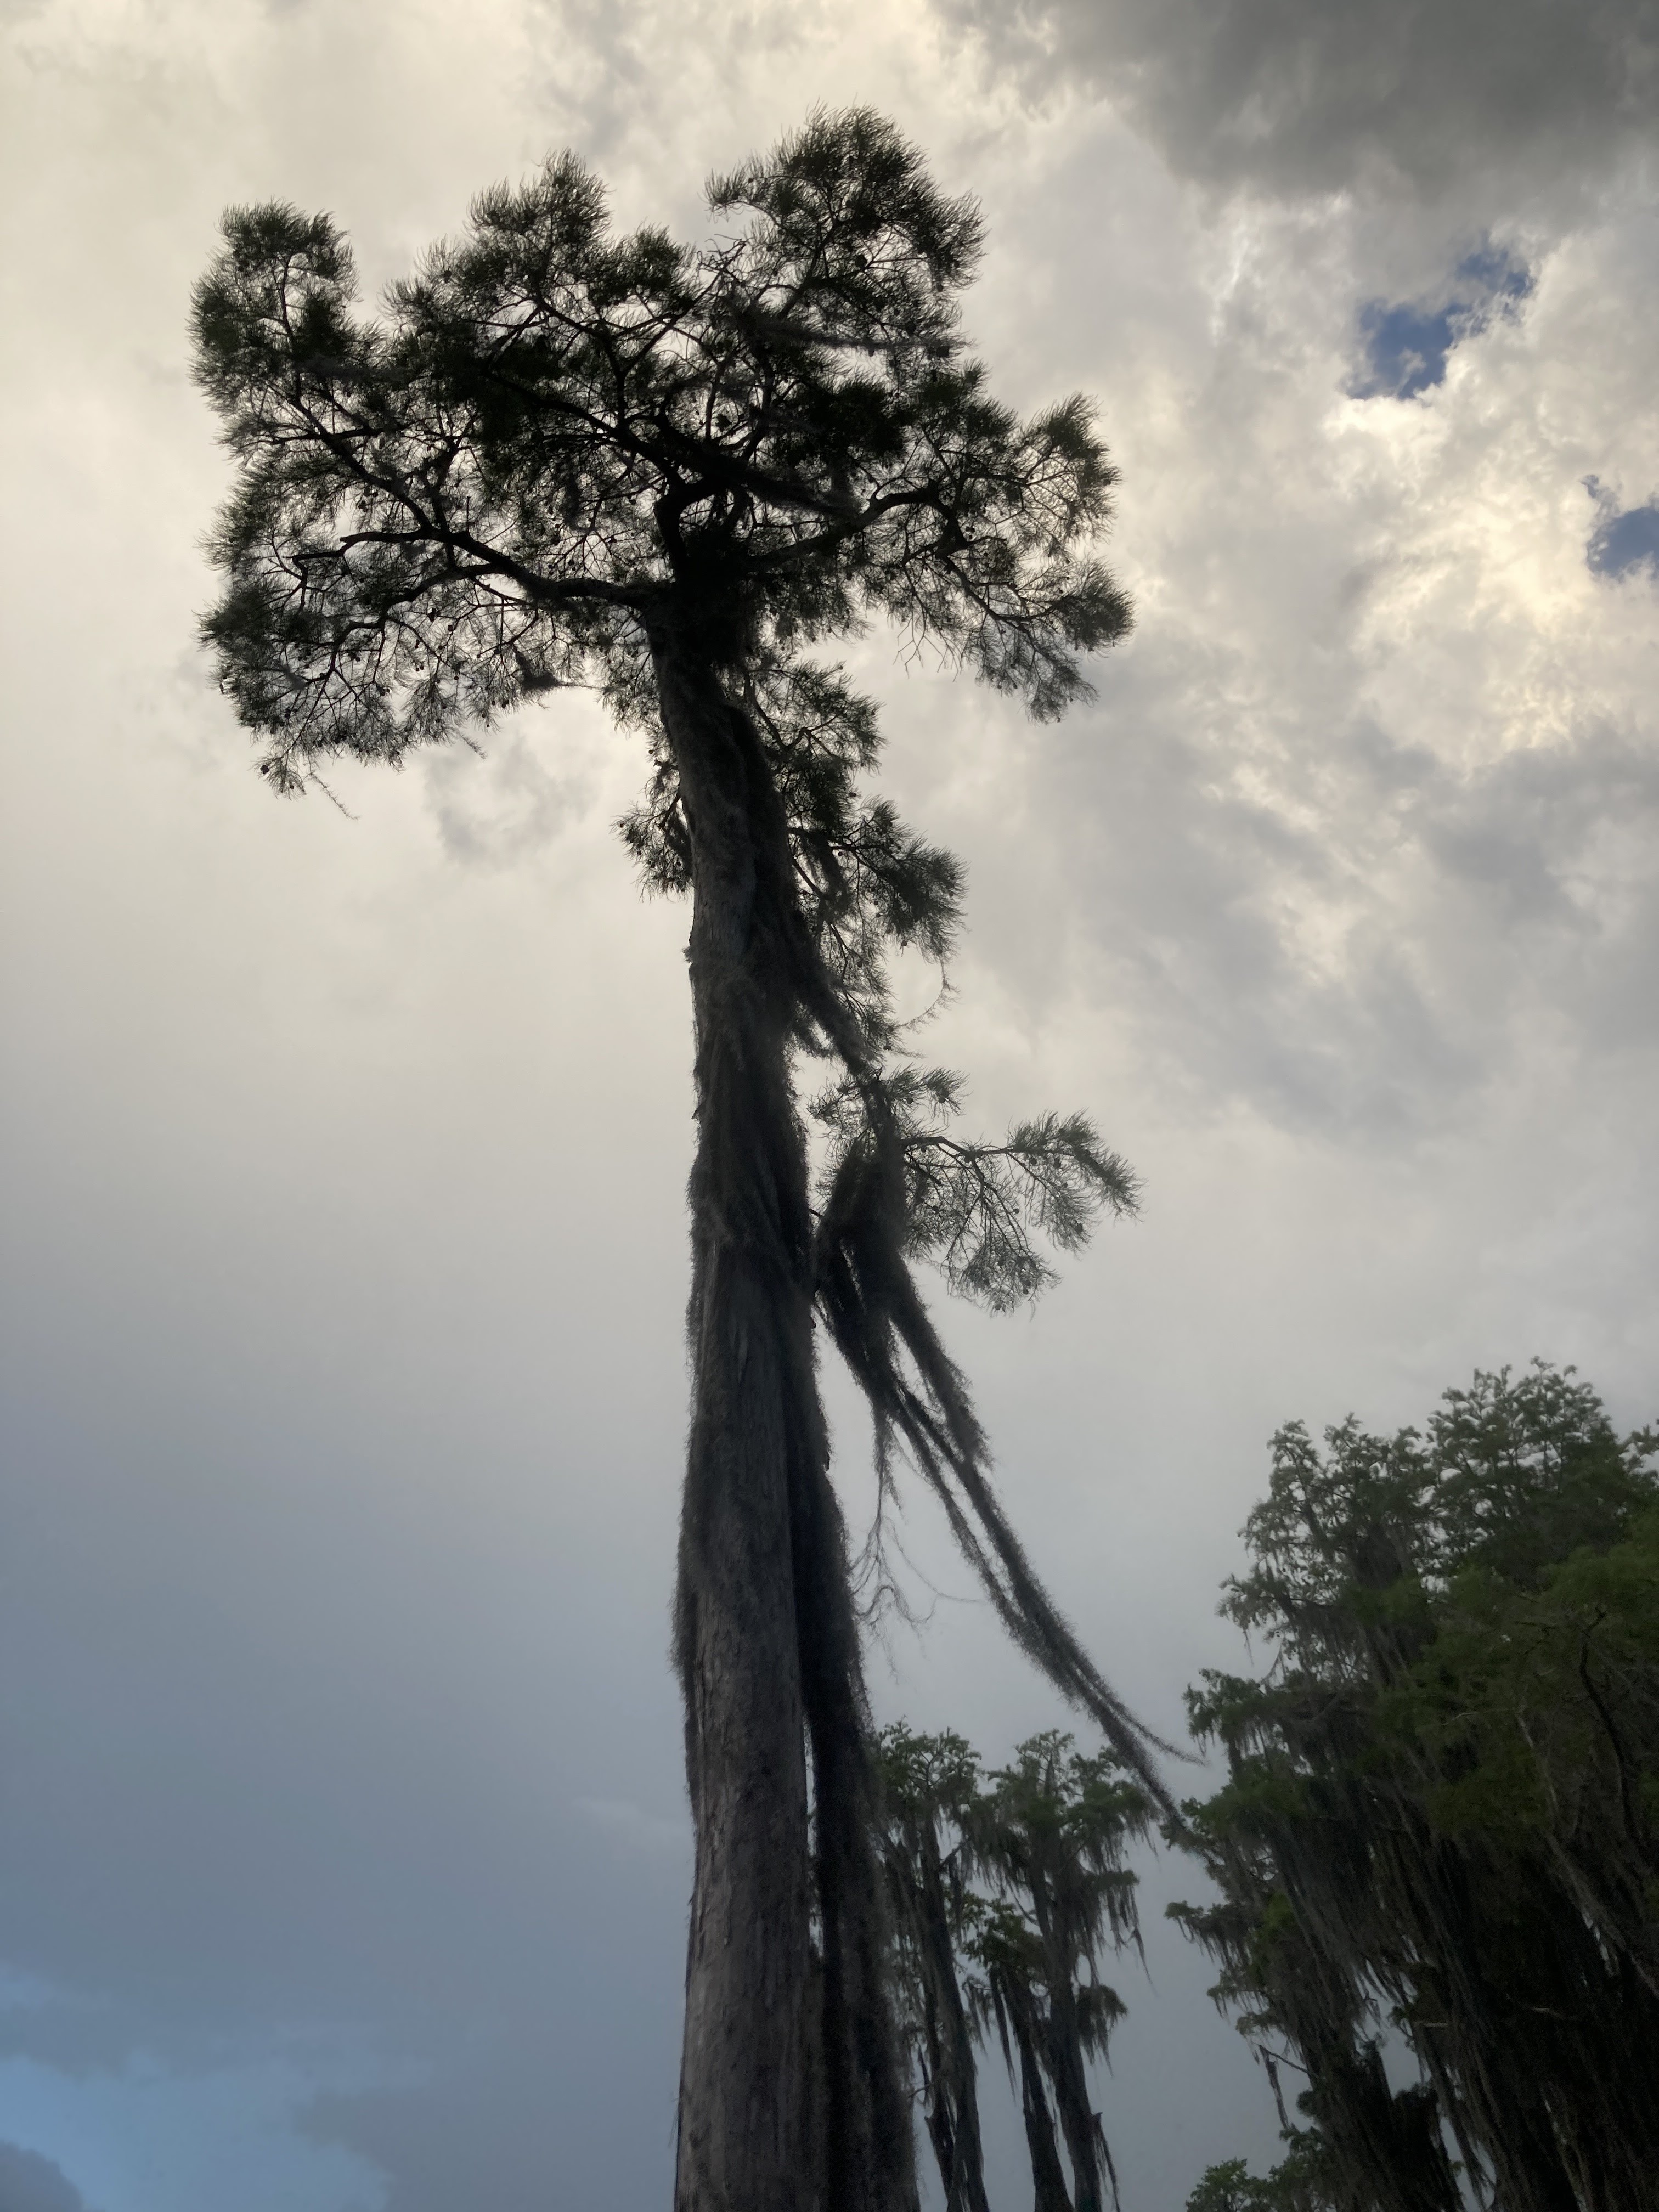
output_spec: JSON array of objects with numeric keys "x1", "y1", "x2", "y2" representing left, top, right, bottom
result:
[{"x1": 192, "y1": 111, "x2": 1167, "y2": 2211}]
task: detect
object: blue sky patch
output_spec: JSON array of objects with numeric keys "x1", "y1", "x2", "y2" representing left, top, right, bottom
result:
[
  {"x1": 1352, "y1": 243, "x2": 1533, "y2": 400},
  {"x1": 1585, "y1": 478, "x2": 1659, "y2": 582}
]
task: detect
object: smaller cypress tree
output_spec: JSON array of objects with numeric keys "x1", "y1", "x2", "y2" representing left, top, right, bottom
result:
[
  {"x1": 877, "y1": 1725, "x2": 1152, "y2": 2212},
  {"x1": 878, "y1": 1727, "x2": 992, "y2": 2212}
]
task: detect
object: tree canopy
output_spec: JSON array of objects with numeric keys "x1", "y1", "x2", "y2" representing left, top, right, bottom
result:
[
  {"x1": 1171, "y1": 1363, "x2": 1659, "y2": 2212},
  {"x1": 193, "y1": 111, "x2": 1127, "y2": 791}
]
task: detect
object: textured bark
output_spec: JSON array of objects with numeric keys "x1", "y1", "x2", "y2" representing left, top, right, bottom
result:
[
  {"x1": 660, "y1": 616, "x2": 820, "y2": 2212},
  {"x1": 654, "y1": 611, "x2": 915, "y2": 2212},
  {"x1": 793, "y1": 1448, "x2": 918, "y2": 2211}
]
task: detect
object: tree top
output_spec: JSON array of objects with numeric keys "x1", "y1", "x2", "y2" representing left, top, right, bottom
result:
[{"x1": 193, "y1": 108, "x2": 1131, "y2": 791}]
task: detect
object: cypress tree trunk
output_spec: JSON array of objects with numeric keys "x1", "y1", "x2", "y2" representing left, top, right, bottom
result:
[
  {"x1": 1029, "y1": 1883, "x2": 1104, "y2": 2212},
  {"x1": 1010, "y1": 2002, "x2": 1073, "y2": 2212},
  {"x1": 652, "y1": 607, "x2": 917, "y2": 2212},
  {"x1": 914, "y1": 1823, "x2": 990, "y2": 2212},
  {"x1": 793, "y1": 1441, "x2": 919, "y2": 2211},
  {"x1": 1043, "y1": 1990, "x2": 1104, "y2": 2212},
  {"x1": 654, "y1": 613, "x2": 822, "y2": 2212}
]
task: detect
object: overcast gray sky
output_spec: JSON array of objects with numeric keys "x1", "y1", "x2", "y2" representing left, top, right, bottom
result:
[{"x1": 1, "y1": 3, "x2": 1655, "y2": 2207}]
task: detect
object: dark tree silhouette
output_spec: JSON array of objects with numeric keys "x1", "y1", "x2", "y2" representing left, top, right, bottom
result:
[
  {"x1": 193, "y1": 111, "x2": 1166, "y2": 2212},
  {"x1": 1171, "y1": 1365, "x2": 1659, "y2": 2212},
  {"x1": 1183, "y1": 2136, "x2": 1340, "y2": 2212},
  {"x1": 970, "y1": 1734, "x2": 1149, "y2": 2212},
  {"x1": 878, "y1": 1726, "x2": 994, "y2": 2212},
  {"x1": 877, "y1": 1725, "x2": 1152, "y2": 2212}
]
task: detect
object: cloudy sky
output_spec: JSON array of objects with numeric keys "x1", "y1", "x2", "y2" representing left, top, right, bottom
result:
[{"x1": 1, "y1": 1, "x2": 1656, "y2": 2206}]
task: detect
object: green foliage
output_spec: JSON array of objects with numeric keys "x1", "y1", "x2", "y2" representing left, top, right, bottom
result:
[
  {"x1": 876, "y1": 1725, "x2": 1151, "y2": 2212},
  {"x1": 193, "y1": 108, "x2": 1128, "y2": 793},
  {"x1": 1184, "y1": 2133, "x2": 1339, "y2": 2212},
  {"x1": 1186, "y1": 2158, "x2": 1260, "y2": 2212},
  {"x1": 1171, "y1": 1364, "x2": 1659, "y2": 2212},
  {"x1": 973, "y1": 1731, "x2": 1149, "y2": 1981},
  {"x1": 814, "y1": 1066, "x2": 1139, "y2": 1312}
]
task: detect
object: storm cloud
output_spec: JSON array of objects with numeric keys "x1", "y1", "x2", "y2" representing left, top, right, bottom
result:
[
  {"x1": 1, "y1": 3, "x2": 1655, "y2": 2208},
  {"x1": 0, "y1": 2143, "x2": 95, "y2": 2212},
  {"x1": 938, "y1": 0, "x2": 1659, "y2": 200}
]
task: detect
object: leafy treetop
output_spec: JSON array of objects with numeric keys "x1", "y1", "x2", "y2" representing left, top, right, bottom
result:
[
  {"x1": 1171, "y1": 1363, "x2": 1659, "y2": 2212},
  {"x1": 193, "y1": 109, "x2": 1128, "y2": 795}
]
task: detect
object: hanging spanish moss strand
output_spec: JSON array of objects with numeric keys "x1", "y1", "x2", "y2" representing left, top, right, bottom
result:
[{"x1": 815, "y1": 1121, "x2": 1177, "y2": 1812}]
